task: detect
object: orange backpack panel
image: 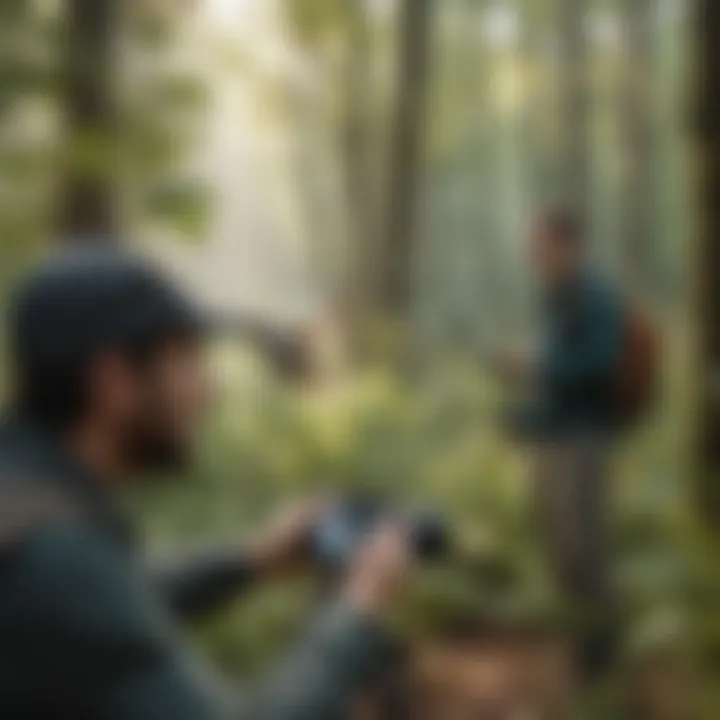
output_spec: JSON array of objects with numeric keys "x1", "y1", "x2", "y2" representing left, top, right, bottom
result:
[{"x1": 613, "y1": 309, "x2": 662, "y2": 425}]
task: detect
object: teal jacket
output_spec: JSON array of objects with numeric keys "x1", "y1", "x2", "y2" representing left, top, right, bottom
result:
[
  {"x1": 511, "y1": 271, "x2": 624, "y2": 440},
  {"x1": 0, "y1": 420, "x2": 392, "y2": 719}
]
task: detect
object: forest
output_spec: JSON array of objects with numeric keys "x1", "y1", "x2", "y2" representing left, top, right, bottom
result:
[{"x1": 0, "y1": 0, "x2": 718, "y2": 717}]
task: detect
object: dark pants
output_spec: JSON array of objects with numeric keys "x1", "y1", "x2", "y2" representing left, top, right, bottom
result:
[{"x1": 532, "y1": 436, "x2": 616, "y2": 678}]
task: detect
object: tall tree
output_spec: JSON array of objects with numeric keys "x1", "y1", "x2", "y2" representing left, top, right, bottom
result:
[
  {"x1": 0, "y1": 0, "x2": 55, "y2": 270},
  {"x1": 381, "y1": 0, "x2": 435, "y2": 319},
  {"x1": 57, "y1": 1, "x2": 207, "y2": 243},
  {"x1": 286, "y1": 0, "x2": 380, "y2": 334},
  {"x1": 342, "y1": 0, "x2": 378, "y2": 321},
  {"x1": 622, "y1": 0, "x2": 657, "y2": 291},
  {"x1": 58, "y1": 0, "x2": 119, "y2": 240},
  {"x1": 556, "y1": 0, "x2": 589, "y2": 214},
  {"x1": 696, "y1": 0, "x2": 720, "y2": 521}
]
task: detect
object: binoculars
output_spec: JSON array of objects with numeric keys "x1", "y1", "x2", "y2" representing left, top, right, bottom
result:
[{"x1": 311, "y1": 495, "x2": 449, "y2": 570}]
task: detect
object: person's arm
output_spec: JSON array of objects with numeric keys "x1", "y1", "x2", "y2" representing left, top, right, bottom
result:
[
  {"x1": 11, "y1": 524, "x2": 235, "y2": 719},
  {"x1": 13, "y1": 523, "x2": 402, "y2": 720},
  {"x1": 154, "y1": 549, "x2": 258, "y2": 621},
  {"x1": 249, "y1": 604, "x2": 396, "y2": 720},
  {"x1": 155, "y1": 500, "x2": 325, "y2": 622},
  {"x1": 248, "y1": 525, "x2": 410, "y2": 720}
]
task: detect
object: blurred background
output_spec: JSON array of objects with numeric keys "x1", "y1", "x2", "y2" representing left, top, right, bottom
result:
[{"x1": 1, "y1": 0, "x2": 718, "y2": 716}]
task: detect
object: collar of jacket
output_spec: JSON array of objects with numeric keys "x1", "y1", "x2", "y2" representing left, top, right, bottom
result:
[{"x1": 0, "y1": 414, "x2": 135, "y2": 546}]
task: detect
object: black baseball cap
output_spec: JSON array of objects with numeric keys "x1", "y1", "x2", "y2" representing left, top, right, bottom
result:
[{"x1": 9, "y1": 247, "x2": 211, "y2": 420}]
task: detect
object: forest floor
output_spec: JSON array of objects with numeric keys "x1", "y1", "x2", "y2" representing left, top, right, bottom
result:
[
  {"x1": 354, "y1": 631, "x2": 690, "y2": 719},
  {"x1": 404, "y1": 635, "x2": 574, "y2": 719}
]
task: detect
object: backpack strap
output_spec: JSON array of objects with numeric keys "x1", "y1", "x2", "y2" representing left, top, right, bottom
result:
[{"x1": 0, "y1": 481, "x2": 79, "y2": 553}]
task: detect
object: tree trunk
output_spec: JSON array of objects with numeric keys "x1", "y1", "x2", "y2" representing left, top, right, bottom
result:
[
  {"x1": 343, "y1": 0, "x2": 378, "y2": 323},
  {"x1": 556, "y1": 0, "x2": 589, "y2": 215},
  {"x1": 381, "y1": 0, "x2": 434, "y2": 319},
  {"x1": 622, "y1": 0, "x2": 657, "y2": 293},
  {"x1": 696, "y1": 0, "x2": 720, "y2": 522},
  {"x1": 57, "y1": 0, "x2": 119, "y2": 240}
]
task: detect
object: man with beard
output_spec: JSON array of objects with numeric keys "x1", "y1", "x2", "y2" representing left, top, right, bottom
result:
[{"x1": 0, "y1": 248, "x2": 412, "y2": 719}]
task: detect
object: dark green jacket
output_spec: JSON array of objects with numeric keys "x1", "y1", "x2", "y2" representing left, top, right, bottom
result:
[
  {"x1": 511, "y1": 271, "x2": 623, "y2": 440},
  {"x1": 0, "y1": 420, "x2": 392, "y2": 719}
]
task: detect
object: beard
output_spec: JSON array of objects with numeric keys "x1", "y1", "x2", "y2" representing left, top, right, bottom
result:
[{"x1": 125, "y1": 424, "x2": 195, "y2": 475}]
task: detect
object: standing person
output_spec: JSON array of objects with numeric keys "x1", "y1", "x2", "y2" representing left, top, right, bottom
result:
[
  {"x1": 0, "y1": 247, "x2": 414, "y2": 719},
  {"x1": 491, "y1": 206, "x2": 627, "y2": 679}
]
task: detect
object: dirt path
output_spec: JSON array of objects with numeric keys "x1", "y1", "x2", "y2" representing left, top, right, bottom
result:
[
  {"x1": 403, "y1": 637, "x2": 574, "y2": 719},
  {"x1": 355, "y1": 634, "x2": 691, "y2": 719}
]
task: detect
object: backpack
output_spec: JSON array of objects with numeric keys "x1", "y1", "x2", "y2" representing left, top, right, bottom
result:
[{"x1": 612, "y1": 307, "x2": 662, "y2": 426}]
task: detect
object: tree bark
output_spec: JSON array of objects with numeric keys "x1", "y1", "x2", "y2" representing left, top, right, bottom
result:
[
  {"x1": 343, "y1": 0, "x2": 378, "y2": 322},
  {"x1": 622, "y1": 0, "x2": 657, "y2": 292},
  {"x1": 556, "y1": 0, "x2": 589, "y2": 216},
  {"x1": 381, "y1": 0, "x2": 434, "y2": 319},
  {"x1": 695, "y1": 0, "x2": 720, "y2": 522},
  {"x1": 57, "y1": 0, "x2": 119, "y2": 241}
]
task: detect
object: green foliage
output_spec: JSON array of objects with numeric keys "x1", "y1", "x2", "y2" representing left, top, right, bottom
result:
[
  {"x1": 0, "y1": 1, "x2": 57, "y2": 283},
  {"x1": 0, "y1": 0, "x2": 705, "y2": 708},
  {"x1": 120, "y1": 3, "x2": 210, "y2": 240},
  {"x1": 143, "y1": 180, "x2": 211, "y2": 239},
  {"x1": 285, "y1": 0, "x2": 350, "y2": 44},
  {"x1": 132, "y1": 345, "x2": 714, "y2": 709},
  {"x1": 0, "y1": 0, "x2": 210, "y2": 263}
]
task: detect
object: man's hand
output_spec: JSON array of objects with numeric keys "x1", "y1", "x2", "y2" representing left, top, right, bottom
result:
[
  {"x1": 342, "y1": 524, "x2": 414, "y2": 617},
  {"x1": 246, "y1": 499, "x2": 328, "y2": 579},
  {"x1": 489, "y1": 350, "x2": 534, "y2": 385}
]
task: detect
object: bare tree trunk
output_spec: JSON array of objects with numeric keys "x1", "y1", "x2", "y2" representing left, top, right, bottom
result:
[
  {"x1": 522, "y1": 0, "x2": 550, "y2": 200},
  {"x1": 556, "y1": 0, "x2": 589, "y2": 216},
  {"x1": 622, "y1": 0, "x2": 657, "y2": 292},
  {"x1": 381, "y1": 0, "x2": 434, "y2": 319},
  {"x1": 57, "y1": 0, "x2": 119, "y2": 240},
  {"x1": 343, "y1": 0, "x2": 378, "y2": 323},
  {"x1": 696, "y1": 0, "x2": 720, "y2": 523}
]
